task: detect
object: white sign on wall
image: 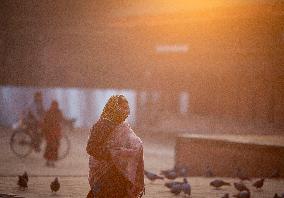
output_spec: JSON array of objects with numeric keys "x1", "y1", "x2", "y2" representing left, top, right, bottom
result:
[{"x1": 155, "y1": 44, "x2": 189, "y2": 53}]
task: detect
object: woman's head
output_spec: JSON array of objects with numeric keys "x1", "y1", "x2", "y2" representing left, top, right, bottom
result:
[
  {"x1": 101, "y1": 95, "x2": 130, "y2": 124},
  {"x1": 50, "y1": 100, "x2": 59, "y2": 110}
]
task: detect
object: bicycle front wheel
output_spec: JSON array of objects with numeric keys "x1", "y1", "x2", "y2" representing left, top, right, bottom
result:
[{"x1": 10, "y1": 129, "x2": 33, "y2": 158}]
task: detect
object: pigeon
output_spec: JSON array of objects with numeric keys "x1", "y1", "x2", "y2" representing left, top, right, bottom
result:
[
  {"x1": 160, "y1": 169, "x2": 173, "y2": 176},
  {"x1": 17, "y1": 175, "x2": 28, "y2": 190},
  {"x1": 205, "y1": 166, "x2": 214, "y2": 177},
  {"x1": 273, "y1": 193, "x2": 284, "y2": 198},
  {"x1": 50, "y1": 177, "x2": 60, "y2": 193},
  {"x1": 210, "y1": 179, "x2": 230, "y2": 189},
  {"x1": 222, "y1": 193, "x2": 230, "y2": 198},
  {"x1": 234, "y1": 182, "x2": 249, "y2": 192},
  {"x1": 170, "y1": 183, "x2": 183, "y2": 195},
  {"x1": 162, "y1": 170, "x2": 178, "y2": 180},
  {"x1": 233, "y1": 190, "x2": 250, "y2": 198},
  {"x1": 22, "y1": 172, "x2": 28, "y2": 182},
  {"x1": 273, "y1": 194, "x2": 281, "y2": 198},
  {"x1": 252, "y1": 178, "x2": 265, "y2": 189},
  {"x1": 181, "y1": 178, "x2": 191, "y2": 197},
  {"x1": 164, "y1": 181, "x2": 184, "y2": 189},
  {"x1": 144, "y1": 170, "x2": 164, "y2": 182},
  {"x1": 236, "y1": 168, "x2": 251, "y2": 181}
]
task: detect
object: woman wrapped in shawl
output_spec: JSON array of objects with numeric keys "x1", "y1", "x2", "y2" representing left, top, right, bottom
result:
[
  {"x1": 42, "y1": 100, "x2": 63, "y2": 167},
  {"x1": 86, "y1": 95, "x2": 145, "y2": 198}
]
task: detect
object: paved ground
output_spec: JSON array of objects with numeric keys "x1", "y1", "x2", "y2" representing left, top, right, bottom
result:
[{"x1": 0, "y1": 127, "x2": 283, "y2": 198}]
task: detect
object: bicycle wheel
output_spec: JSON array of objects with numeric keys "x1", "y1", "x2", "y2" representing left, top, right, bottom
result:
[
  {"x1": 10, "y1": 129, "x2": 33, "y2": 158},
  {"x1": 57, "y1": 134, "x2": 71, "y2": 160}
]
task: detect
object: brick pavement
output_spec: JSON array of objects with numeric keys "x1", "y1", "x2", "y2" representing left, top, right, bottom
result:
[{"x1": 0, "y1": 127, "x2": 283, "y2": 198}]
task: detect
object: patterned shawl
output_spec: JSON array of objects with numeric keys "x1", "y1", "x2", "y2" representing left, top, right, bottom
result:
[{"x1": 88, "y1": 122, "x2": 144, "y2": 198}]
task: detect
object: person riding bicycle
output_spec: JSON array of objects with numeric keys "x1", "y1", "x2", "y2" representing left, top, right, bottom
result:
[
  {"x1": 26, "y1": 91, "x2": 45, "y2": 121},
  {"x1": 23, "y1": 92, "x2": 46, "y2": 152}
]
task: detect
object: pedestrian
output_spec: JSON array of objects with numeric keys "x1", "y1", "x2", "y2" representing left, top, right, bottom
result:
[
  {"x1": 42, "y1": 100, "x2": 63, "y2": 167},
  {"x1": 86, "y1": 95, "x2": 145, "y2": 198}
]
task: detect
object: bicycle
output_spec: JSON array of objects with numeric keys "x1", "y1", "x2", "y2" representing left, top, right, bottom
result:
[{"x1": 10, "y1": 121, "x2": 71, "y2": 160}]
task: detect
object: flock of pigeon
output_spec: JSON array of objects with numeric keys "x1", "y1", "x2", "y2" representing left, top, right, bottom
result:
[
  {"x1": 144, "y1": 166, "x2": 283, "y2": 198},
  {"x1": 0, "y1": 171, "x2": 60, "y2": 198},
  {"x1": 144, "y1": 165, "x2": 191, "y2": 197},
  {"x1": 17, "y1": 172, "x2": 60, "y2": 194},
  {"x1": 0, "y1": 167, "x2": 282, "y2": 198}
]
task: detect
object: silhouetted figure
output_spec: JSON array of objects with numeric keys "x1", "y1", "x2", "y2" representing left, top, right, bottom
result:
[
  {"x1": 210, "y1": 179, "x2": 230, "y2": 189},
  {"x1": 86, "y1": 95, "x2": 144, "y2": 198},
  {"x1": 253, "y1": 178, "x2": 265, "y2": 190},
  {"x1": 144, "y1": 170, "x2": 164, "y2": 182},
  {"x1": 42, "y1": 101, "x2": 63, "y2": 167},
  {"x1": 50, "y1": 177, "x2": 60, "y2": 193},
  {"x1": 234, "y1": 182, "x2": 249, "y2": 192}
]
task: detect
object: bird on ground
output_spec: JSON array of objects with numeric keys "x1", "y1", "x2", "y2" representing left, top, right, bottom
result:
[
  {"x1": 50, "y1": 177, "x2": 60, "y2": 193},
  {"x1": 17, "y1": 175, "x2": 28, "y2": 190},
  {"x1": 234, "y1": 182, "x2": 249, "y2": 192},
  {"x1": 170, "y1": 183, "x2": 183, "y2": 195},
  {"x1": 162, "y1": 170, "x2": 178, "y2": 180},
  {"x1": 144, "y1": 170, "x2": 164, "y2": 182},
  {"x1": 233, "y1": 190, "x2": 250, "y2": 198},
  {"x1": 273, "y1": 193, "x2": 284, "y2": 198},
  {"x1": 164, "y1": 181, "x2": 184, "y2": 189},
  {"x1": 273, "y1": 194, "x2": 280, "y2": 198},
  {"x1": 236, "y1": 168, "x2": 251, "y2": 181},
  {"x1": 22, "y1": 172, "x2": 28, "y2": 182},
  {"x1": 210, "y1": 179, "x2": 231, "y2": 189},
  {"x1": 205, "y1": 166, "x2": 214, "y2": 177},
  {"x1": 252, "y1": 178, "x2": 265, "y2": 190},
  {"x1": 181, "y1": 178, "x2": 191, "y2": 197},
  {"x1": 160, "y1": 169, "x2": 172, "y2": 176},
  {"x1": 221, "y1": 193, "x2": 230, "y2": 198}
]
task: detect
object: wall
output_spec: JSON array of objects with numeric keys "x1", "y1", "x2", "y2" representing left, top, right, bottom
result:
[{"x1": 175, "y1": 135, "x2": 284, "y2": 177}]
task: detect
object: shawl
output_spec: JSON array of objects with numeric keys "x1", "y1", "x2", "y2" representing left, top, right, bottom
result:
[{"x1": 88, "y1": 122, "x2": 144, "y2": 198}]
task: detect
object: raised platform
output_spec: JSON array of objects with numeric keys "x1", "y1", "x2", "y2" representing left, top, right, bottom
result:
[{"x1": 175, "y1": 134, "x2": 284, "y2": 177}]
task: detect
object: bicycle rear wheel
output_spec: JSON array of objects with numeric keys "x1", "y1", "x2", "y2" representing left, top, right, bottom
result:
[{"x1": 10, "y1": 129, "x2": 33, "y2": 158}]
